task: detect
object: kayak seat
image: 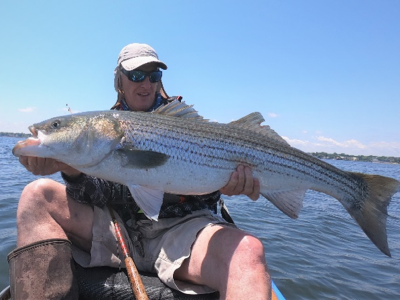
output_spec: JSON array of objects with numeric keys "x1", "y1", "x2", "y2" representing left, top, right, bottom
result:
[{"x1": 75, "y1": 263, "x2": 220, "y2": 300}]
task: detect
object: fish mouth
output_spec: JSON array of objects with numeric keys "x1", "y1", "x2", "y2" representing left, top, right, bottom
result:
[
  {"x1": 29, "y1": 125, "x2": 38, "y2": 137},
  {"x1": 12, "y1": 126, "x2": 41, "y2": 157}
]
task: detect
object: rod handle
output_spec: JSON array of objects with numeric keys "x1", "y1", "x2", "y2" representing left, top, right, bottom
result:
[{"x1": 125, "y1": 256, "x2": 149, "y2": 300}]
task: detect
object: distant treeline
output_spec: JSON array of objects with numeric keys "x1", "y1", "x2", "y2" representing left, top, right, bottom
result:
[
  {"x1": 0, "y1": 132, "x2": 31, "y2": 138},
  {"x1": 309, "y1": 152, "x2": 400, "y2": 164}
]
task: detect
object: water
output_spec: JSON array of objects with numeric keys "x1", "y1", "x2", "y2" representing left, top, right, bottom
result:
[{"x1": 1, "y1": 136, "x2": 399, "y2": 299}]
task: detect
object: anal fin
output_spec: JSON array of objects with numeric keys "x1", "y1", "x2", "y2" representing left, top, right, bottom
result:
[{"x1": 261, "y1": 189, "x2": 306, "y2": 219}]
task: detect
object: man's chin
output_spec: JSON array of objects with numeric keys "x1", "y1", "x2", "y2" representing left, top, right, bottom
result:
[{"x1": 133, "y1": 99, "x2": 154, "y2": 111}]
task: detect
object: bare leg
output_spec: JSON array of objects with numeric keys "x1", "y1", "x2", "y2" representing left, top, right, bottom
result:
[
  {"x1": 9, "y1": 178, "x2": 91, "y2": 299},
  {"x1": 175, "y1": 224, "x2": 271, "y2": 300},
  {"x1": 16, "y1": 178, "x2": 94, "y2": 251}
]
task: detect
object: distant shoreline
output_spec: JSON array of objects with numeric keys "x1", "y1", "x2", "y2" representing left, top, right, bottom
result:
[
  {"x1": 0, "y1": 132, "x2": 31, "y2": 138},
  {"x1": 1, "y1": 132, "x2": 398, "y2": 163},
  {"x1": 309, "y1": 152, "x2": 399, "y2": 164}
]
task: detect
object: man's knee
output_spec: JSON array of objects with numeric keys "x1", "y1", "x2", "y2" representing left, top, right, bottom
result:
[
  {"x1": 235, "y1": 235, "x2": 267, "y2": 266},
  {"x1": 20, "y1": 178, "x2": 61, "y2": 203},
  {"x1": 18, "y1": 179, "x2": 65, "y2": 219}
]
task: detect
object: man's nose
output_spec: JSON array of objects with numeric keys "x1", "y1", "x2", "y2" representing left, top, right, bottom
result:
[{"x1": 140, "y1": 76, "x2": 152, "y2": 88}]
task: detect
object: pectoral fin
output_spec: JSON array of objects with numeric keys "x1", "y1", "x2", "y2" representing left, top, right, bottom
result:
[
  {"x1": 261, "y1": 189, "x2": 306, "y2": 219},
  {"x1": 127, "y1": 185, "x2": 164, "y2": 221},
  {"x1": 117, "y1": 146, "x2": 169, "y2": 168}
]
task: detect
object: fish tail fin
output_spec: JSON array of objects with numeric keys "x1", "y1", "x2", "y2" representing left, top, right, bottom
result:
[{"x1": 347, "y1": 172, "x2": 400, "y2": 257}]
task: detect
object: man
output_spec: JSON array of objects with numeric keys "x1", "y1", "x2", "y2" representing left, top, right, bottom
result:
[{"x1": 9, "y1": 43, "x2": 271, "y2": 299}]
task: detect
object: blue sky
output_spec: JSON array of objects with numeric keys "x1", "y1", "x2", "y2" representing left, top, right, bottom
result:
[{"x1": 0, "y1": 1, "x2": 399, "y2": 156}]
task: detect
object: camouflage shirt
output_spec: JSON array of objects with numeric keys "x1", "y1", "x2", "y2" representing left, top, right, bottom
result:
[{"x1": 62, "y1": 172, "x2": 221, "y2": 220}]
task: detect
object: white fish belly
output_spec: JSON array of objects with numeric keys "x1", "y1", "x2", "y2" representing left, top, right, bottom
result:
[
  {"x1": 84, "y1": 158, "x2": 233, "y2": 195},
  {"x1": 136, "y1": 163, "x2": 231, "y2": 194}
]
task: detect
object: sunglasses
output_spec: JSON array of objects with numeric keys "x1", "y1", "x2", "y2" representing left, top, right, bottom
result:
[{"x1": 120, "y1": 68, "x2": 162, "y2": 83}]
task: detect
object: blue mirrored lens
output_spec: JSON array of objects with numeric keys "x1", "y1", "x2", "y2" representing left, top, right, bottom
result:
[
  {"x1": 130, "y1": 71, "x2": 146, "y2": 82},
  {"x1": 149, "y1": 71, "x2": 162, "y2": 83},
  {"x1": 123, "y1": 70, "x2": 162, "y2": 83}
]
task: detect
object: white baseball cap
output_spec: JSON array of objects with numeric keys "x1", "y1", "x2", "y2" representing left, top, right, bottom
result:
[{"x1": 117, "y1": 43, "x2": 167, "y2": 71}]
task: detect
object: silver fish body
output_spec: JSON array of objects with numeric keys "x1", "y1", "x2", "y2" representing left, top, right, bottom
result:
[{"x1": 13, "y1": 101, "x2": 400, "y2": 256}]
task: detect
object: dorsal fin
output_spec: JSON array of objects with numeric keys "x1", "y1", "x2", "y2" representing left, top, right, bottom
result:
[
  {"x1": 229, "y1": 112, "x2": 265, "y2": 128},
  {"x1": 153, "y1": 100, "x2": 205, "y2": 120},
  {"x1": 229, "y1": 112, "x2": 289, "y2": 146},
  {"x1": 154, "y1": 101, "x2": 288, "y2": 146}
]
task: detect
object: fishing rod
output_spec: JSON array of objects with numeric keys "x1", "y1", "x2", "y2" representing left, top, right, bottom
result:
[
  {"x1": 66, "y1": 104, "x2": 73, "y2": 114},
  {"x1": 108, "y1": 206, "x2": 149, "y2": 300}
]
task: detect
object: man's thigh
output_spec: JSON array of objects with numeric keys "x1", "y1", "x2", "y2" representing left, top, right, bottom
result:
[{"x1": 175, "y1": 224, "x2": 250, "y2": 287}]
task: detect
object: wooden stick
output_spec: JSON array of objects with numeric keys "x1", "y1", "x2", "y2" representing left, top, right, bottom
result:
[{"x1": 108, "y1": 206, "x2": 149, "y2": 300}]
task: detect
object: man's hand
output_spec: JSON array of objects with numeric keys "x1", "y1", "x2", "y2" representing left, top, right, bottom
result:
[
  {"x1": 220, "y1": 165, "x2": 260, "y2": 200},
  {"x1": 19, "y1": 156, "x2": 81, "y2": 177}
]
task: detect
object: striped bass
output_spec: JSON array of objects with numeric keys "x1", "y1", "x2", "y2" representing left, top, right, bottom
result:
[{"x1": 12, "y1": 101, "x2": 400, "y2": 256}]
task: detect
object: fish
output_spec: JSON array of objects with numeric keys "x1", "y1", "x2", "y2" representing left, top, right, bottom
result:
[{"x1": 12, "y1": 100, "x2": 400, "y2": 256}]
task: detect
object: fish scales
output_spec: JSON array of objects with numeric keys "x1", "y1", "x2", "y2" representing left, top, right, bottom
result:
[
  {"x1": 123, "y1": 116, "x2": 357, "y2": 206},
  {"x1": 120, "y1": 112, "x2": 377, "y2": 220},
  {"x1": 125, "y1": 115, "x2": 369, "y2": 224},
  {"x1": 121, "y1": 114, "x2": 262, "y2": 169},
  {"x1": 114, "y1": 111, "x2": 369, "y2": 206},
  {"x1": 121, "y1": 112, "x2": 361, "y2": 199},
  {"x1": 12, "y1": 101, "x2": 400, "y2": 256}
]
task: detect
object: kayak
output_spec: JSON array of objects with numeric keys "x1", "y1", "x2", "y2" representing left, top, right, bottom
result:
[
  {"x1": 272, "y1": 280, "x2": 286, "y2": 300},
  {"x1": 0, "y1": 262, "x2": 286, "y2": 299}
]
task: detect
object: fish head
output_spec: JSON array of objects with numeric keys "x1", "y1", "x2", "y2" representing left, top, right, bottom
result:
[{"x1": 12, "y1": 112, "x2": 125, "y2": 167}]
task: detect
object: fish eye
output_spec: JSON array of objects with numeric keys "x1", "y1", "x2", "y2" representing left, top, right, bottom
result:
[{"x1": 51, "y1": 120, "x2": 61, "y2": 129}]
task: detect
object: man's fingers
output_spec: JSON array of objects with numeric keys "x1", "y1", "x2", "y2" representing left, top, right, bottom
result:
[
  {"x1": 19, "y1": 156, "x2": 29, "y2": 167},
  {"x1": 241, "y1": 166, "x2": 254, "y2": 195},
  {"x1": 18, "y1": 156, "x2": 60, "y2": 176},
  {"x1": 241, "y1": 167, "x2": 260, "y2": 200},
  {"x1": 248, "y1": 178, "x2": 260, "y2": 201},
  {"x1": 220, "y1": 171, "x2": 239, "y2": 196},
  {"x1": 233, "y1": 165, "x2": 246, "y2": 194}
]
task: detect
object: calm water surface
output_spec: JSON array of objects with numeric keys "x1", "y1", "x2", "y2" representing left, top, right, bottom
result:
[{"x1": 1, "y1": 136, "x2": 399, "y2": 299}]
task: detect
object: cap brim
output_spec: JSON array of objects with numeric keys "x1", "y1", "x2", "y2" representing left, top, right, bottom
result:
[{"x1": 121, "y1": 56, "x2": 167, "y2": 71}]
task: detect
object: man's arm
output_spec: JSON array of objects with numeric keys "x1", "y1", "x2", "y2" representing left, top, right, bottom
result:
[{"x1": 18, "y1": 155, "x2": 115, "y2": 207}]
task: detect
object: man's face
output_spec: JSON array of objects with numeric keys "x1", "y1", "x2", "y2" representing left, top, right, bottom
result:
[{"x1": 120, "y1": 62, "x2": 161, "y2": 112}]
